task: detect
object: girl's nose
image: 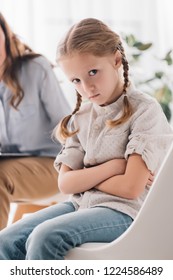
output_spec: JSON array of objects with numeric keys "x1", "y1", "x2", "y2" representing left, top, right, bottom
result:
[{"x1": 82, "y1": 81, "x2": 95, "y2": 93}]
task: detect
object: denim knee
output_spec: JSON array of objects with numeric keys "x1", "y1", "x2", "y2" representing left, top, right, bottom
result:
[
  {"x1": 0, "y1": 232, "x2": 10, "y2": 259},
  {"x1": 26, "y1": 218, "x2": 76, "y2": 260},
  {"x1": 26, "y1": 221, "x2": 50, "y2": 259},
  {"x1": 26, "y1": 219, "x2": 67, "y2": 260},
  {"x1": 0, "y1": 230, "x2": 21, "y2": 259}
]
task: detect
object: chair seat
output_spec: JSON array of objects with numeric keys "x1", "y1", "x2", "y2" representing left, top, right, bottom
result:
[{"x1": 65, "y1": 143, "x2": 173, "y2": 260}]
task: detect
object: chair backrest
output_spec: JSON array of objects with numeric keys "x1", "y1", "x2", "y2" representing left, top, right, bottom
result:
[{"x1": 66, "y1": 142, "x2": 173, "y2": 259}]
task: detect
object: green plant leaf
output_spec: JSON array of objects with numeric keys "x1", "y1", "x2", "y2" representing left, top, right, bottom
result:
[
  {"x1": 132, "y1": 53, "x2": 141, "y2": 60},
  {"x1": 123, "y1": 32, "x2": 172, "y2": 122},
  {"x1": 154, "y1": 85, "x2": 172, "y2": 104},
  {"x1": 162, "y1": 50, "x2": 173, "y2": 65},
  {"x1": 155, "y1": 71, "x2": 164, "y2": 79},
  {"x1": 139, "y1": 77, "x2": 156, "y2": 84},
  {"x1": 124, "y1": 34, "x2": 136, "y2": 47},
  {"x1": 133, "y1": 42, "x2": 152, "y2": 51},
  {"x1": 160, "y1": 103, "x2": 172, "y2": 121}
]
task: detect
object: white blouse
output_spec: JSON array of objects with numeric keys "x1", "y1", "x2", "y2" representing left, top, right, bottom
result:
[{"x1": 54, "y1": 84, "x2": 173, "y2": 219}]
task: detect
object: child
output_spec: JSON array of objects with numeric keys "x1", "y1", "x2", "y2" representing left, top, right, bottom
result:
[{"x1": 0, "y1": 18, "x2": 172, "y2": 260}]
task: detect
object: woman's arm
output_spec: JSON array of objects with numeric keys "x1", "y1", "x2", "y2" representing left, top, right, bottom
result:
[
  {"x1": 95, "y1": 153, "x2": 150, "y2": 199},
  {"x1": 39, "y1": 57, "x2": 71, "y2": 122},
  {"x1": 58, "y1": 158, "x2": 126, "y2": 194}
]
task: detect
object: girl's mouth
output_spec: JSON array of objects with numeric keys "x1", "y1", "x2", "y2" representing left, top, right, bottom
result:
[{"x1": 89, "y1": 94, "x2": 100, "y2": 100}]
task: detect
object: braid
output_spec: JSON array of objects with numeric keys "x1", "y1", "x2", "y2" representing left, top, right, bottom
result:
[
  {"x1": 118, "y1": 42, "x2": 129, "y2": 94},
  {"x1": 107, "y1": 43, "x2": 133, "y2": 127},
  {"x1": 54, "y1": 91, "x2": 82, "y2": 142},
  {"x1": 71, "y1": 91, "x2": 82, "y2": 115}
]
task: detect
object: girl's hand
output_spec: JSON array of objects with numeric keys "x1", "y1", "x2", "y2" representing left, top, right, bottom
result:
[
  {"x1": 147, "y1": 172, "x2": 155, "y2": 187},
  {"x1": 58, "y1": 158, "x2": 127, "y2": 194}
]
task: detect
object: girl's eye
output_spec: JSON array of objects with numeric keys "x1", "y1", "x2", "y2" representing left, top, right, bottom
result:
[
  {"x1": 72, "y1": 78, "x2": 80, "y2": 84},
  {"x1": 89, "y1": 69, "x2": 97, "y2": 76}
]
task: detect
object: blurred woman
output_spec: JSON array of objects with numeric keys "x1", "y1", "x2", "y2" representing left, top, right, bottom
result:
[{"x1": 0, "y1": 12, "x2": 70, "y2": 229}]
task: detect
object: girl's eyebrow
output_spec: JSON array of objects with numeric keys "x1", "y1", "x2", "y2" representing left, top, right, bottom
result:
[
  {"x1": 70, "y1": 76, "x2": 79, "y2": 81},
  {"x1": 69, "y1": 64, "x2": 99, "y2": 80}
]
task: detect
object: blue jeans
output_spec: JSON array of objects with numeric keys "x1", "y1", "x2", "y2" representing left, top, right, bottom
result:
[{"x1": 0, "y1": 202, "x2": 133, "y2": 260}]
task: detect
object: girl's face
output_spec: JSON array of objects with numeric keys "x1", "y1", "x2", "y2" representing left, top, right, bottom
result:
[
  {"x1": 0, "y1": 26, "x2": 6, "y2": 70},
  {"x1": 59, "y1": 52, "x2": 124, "y2": 106}
]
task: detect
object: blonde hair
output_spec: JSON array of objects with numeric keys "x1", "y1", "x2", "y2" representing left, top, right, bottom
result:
[
  {"x1": 0, "y1": 13, "x2": 41, "y2": 108},
  {"x1": 56, "y1": 18, "x2": 133, "y2": 141}
]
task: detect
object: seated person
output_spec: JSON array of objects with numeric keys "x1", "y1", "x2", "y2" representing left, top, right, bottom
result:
[
  {"x1": 0, "y1": 12, "x2": 70, "y2": 229},
  {"x1": 0, "y1": 18, "x2": 172, "y2": 260}
]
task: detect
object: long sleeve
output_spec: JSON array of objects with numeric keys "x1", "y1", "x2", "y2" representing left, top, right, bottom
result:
[{"x1": 125, "y1": 100, "x2": 173, "y2": 172}]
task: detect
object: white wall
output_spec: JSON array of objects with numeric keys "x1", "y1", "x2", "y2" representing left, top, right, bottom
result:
[{"x1": 1, "y1": 0, "x2": 173, "y2": 108}]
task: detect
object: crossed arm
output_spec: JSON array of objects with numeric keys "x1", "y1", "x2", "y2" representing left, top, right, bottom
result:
[{"x1": 58, "y1": 153, "x2": 152, "y2": 199}]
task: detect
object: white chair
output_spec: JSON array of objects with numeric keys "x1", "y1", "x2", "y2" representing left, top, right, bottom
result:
[{"x1": 65, "y1": 142, "x2": 173, "y2": 260}]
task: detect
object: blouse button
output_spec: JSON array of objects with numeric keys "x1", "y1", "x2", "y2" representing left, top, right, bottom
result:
[
  {"x1": 103, "y1": 107, "x2": 109, "y2": 113},
  {"x1": 94, "y1": 124, "x2": 100, "y2": 130}
]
